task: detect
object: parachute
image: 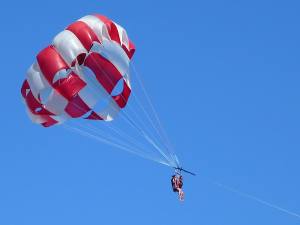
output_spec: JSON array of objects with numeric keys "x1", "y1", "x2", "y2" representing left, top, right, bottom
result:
[{"x1": 21, "y1": 14, "x2": 180, "y2": 168}]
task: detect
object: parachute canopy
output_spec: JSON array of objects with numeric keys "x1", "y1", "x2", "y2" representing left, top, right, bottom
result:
[
  {"x1": 21, "y1": 14, "x2": 180, "y2": 168},
  {"x1": 21, "y1": 14, "x2": 135, "y2": 127}
]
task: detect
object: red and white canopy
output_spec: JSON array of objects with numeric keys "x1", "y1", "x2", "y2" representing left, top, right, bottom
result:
[{"x1": 21, "y1": 14, "x2": 135, "y2": 127}]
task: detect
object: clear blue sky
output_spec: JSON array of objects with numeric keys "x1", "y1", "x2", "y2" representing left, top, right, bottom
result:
[{"x1": 1, "y1": 0, "x2": 300, "y2": 224}]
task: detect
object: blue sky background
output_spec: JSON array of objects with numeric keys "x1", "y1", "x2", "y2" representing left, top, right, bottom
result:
[{"x1": 0, "y1": 0, "x2": 300, "y2": 224}]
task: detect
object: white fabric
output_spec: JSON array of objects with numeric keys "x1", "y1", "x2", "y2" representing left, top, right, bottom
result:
[
  {"x1": 78, "y1": 15, "x2": 106, "y2": 43},
  {"x1": 50, "y1": 114, "x2": 70, "y2": 124},
  {"x1": 26, "y1": 62, "x2": 69, "y2": 118},
  {"x1": 77, "y1": 66, "x2": 108, "y2": 108},
  {"x1": 53, "y1": 30, "x2": 87, "y2": 66},
  {"x1": 52, "y1": 69, "x2": 70, "y2": 83},
  {"x1": 94, "y1": 99, "x2": 121, "y2": 121},
  {"x1": 26, "y1": 62, "x2": 50, "y2": 100},
  {"x1": 76, "y1": 66, "x2": 120, "y2": 120},
  {"x1": 45, "y1": 90, "x2": 68, "y2": 115},
  {"x1": 89, "y1": 40, "x2": 131, "y2": 87},
  {"x1": 115, "y1": 23, "x2": 129, "y2": 49},
  {"x1": 26, "y1": 108, "x2": 47, "y2": 124}
]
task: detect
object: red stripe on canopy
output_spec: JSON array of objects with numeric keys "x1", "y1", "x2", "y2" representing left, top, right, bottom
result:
[{"x1": 67, "y1": 21, "x2": 100, "y2": 51}]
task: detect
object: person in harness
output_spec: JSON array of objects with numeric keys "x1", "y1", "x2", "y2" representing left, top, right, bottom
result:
[{"x1": 171, "y1": 174, "x2": 184, "y2": 201}]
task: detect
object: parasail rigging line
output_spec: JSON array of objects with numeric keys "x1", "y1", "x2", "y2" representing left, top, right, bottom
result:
[
  {"x1": 214, "y1": 181, "x2": 300, "y2": 220},
  {"x1": 131, "y1": 63, "x2": 180, "y2": 167},
  {"x1": 78, "y1": 53, "x2": 178, "y2": 166},
  {"x1": 63, "y1": 66, "x2": 175, "y2": 166},
  {"x1": 63, "y1": 94, "x2": 170, "y2": 166},
  {"x1": 63, "y1": 124, "x2": 171, "y2": 166},
  {"x1": 94, "y1": 43, "x2": 179, "y2": 166}
]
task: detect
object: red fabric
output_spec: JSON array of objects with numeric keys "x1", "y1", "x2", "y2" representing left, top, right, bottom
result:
[
  {"x1": 113, "y1": 80, "x2": 131, "y2": 108},
  {"x1": 22, "y1": 84, "x2": 58, "y2": 127},
  {"x1": 128, "y1": 40, "x2": 135, "y2": 59},
  {"x1": 71, "y1": 53, "x2": 86, "y2": 67},
  {"x1": 85, "y1": 111, "x2": 103, "y2": 120},
  {"x1": 37, "y1": 46, "x2": 86, "y2": 101},
  {"x1": 94, "y1": 14, "x2": 110, "y2": 24},
  {"x1": 53, "y1": 72, "x2": 86, "y2": 101},
  {"x1": 21, "y1": 80, "x2": 30, "y2": 98},
  {"x1": 122, "y1": 40, "x2": 135, "y2": 59},
  {"x1": 94, "y1": 14, "x2": 121, "y2": 45},
  {"x1": 24, "y1": 90, "x2": 53, "y2": 116},
  {"x1": 84, "y1": 52, "x2": 122, "y2": 94},
  {"x1": 94, "y1": 14, "x2": 135, "y2": 59},
  {"x1": 107, "y1": 22, "x2": 121, "y2": 45},
  {"x1": 67, "y1": 21, "x2": 100, "y2": 51},
  {"x1": 41, "y1": 118, "x2": 58, "y2": 127},
  {"x1": 37, "y1": 46, "x2": 69, "y2": 84},
  {"x1": 64, "y1": 94, "x2": 91, "y2": 118}
]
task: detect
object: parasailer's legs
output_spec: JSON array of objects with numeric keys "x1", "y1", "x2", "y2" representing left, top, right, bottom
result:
[{"x1": 178, "y1": 189, "x2": 184, "y2": 201}]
